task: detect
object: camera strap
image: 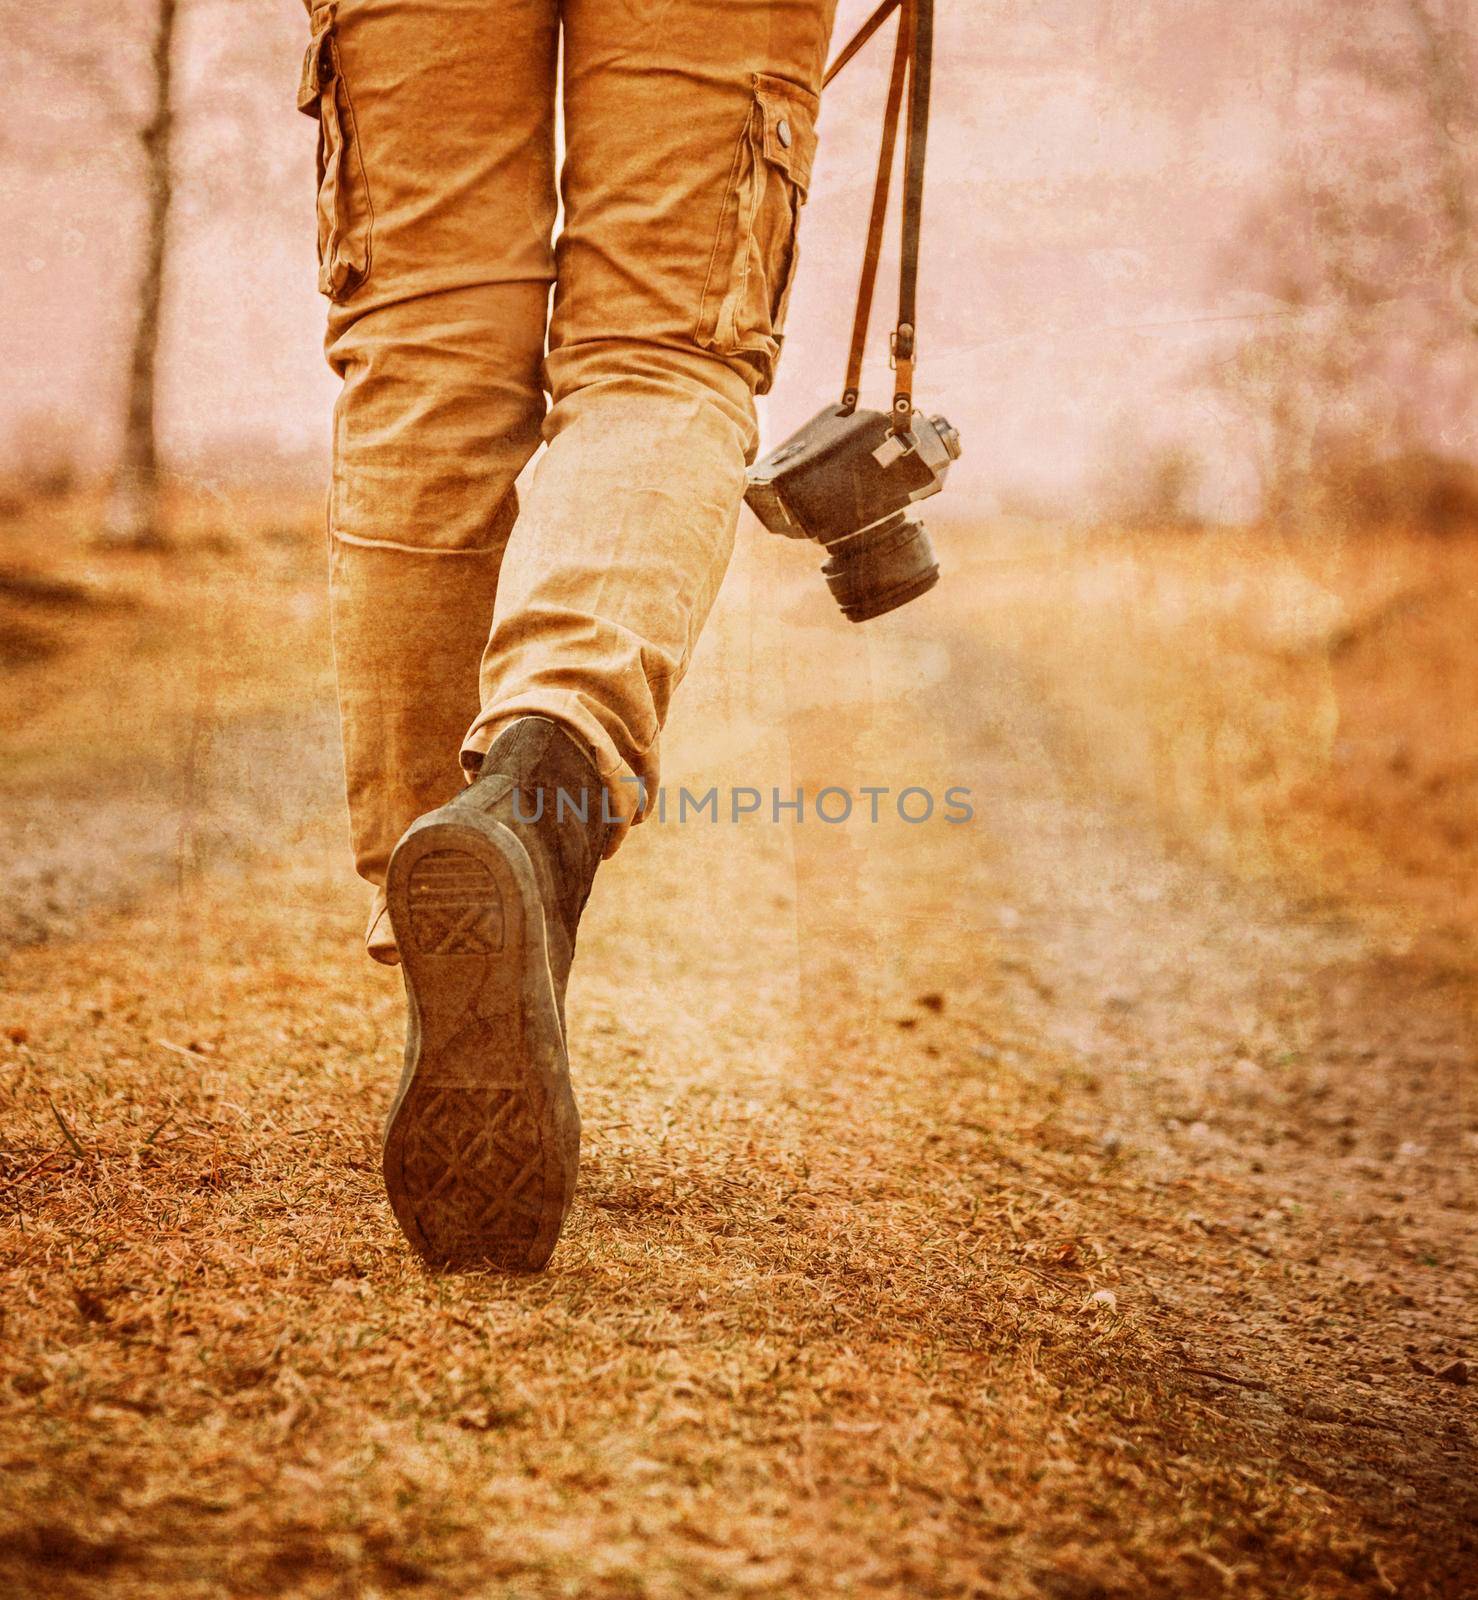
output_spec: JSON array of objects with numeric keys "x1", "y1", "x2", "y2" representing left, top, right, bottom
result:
[{"x1": 825, "y1": 0, "x2": 934, "y2": 433}]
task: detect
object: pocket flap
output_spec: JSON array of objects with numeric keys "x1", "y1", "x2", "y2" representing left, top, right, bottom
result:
[
  {"x1": 297, "y1": 5, "x2": 338, "y2": 117},
  {"x1": 754, "y1": 75, "x2": 818, "y2": 195}
]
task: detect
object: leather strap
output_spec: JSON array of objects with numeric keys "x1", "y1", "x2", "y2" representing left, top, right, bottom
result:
[
  {"x1": 893, "y1": 0, "x2": 932, "y2": 426},
  {"x1": 823, "y1": 0, "x2": 900, "y2": 90},
  {"x1": 825, "y1": 0, "x2": 933, "y2": 432},
  {"x1": 840, "y1": 9, "x2": 909, "y2": 413}
]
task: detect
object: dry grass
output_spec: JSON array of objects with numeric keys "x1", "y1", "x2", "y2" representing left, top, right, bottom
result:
[
  {"x1": 0, "y1": 499, "x2": 1473, "y2": 1597},
  {"x1": 963, "y1": 518, "x2": 1478, "y2": 949},
  {"x1": 4, "y1": 854, "x2": 1444, "y2": 1600}
]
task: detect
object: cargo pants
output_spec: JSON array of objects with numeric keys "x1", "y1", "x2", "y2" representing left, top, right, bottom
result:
[{"x1": 298, "y1": 0, "x2": 838, "y2": 947}]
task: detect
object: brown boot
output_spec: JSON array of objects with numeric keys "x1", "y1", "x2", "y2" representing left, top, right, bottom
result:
[{"x1": 381, "y1": 718, "x2": 608, "y2": 1271}]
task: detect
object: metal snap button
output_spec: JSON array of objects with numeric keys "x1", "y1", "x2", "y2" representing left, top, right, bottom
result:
[{"x1": 777, "y1": 117, "x2": 793, "y2": 149}]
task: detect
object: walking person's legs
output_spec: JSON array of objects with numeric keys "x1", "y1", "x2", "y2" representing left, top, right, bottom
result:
[{"x1": 308, "y1": 0, "x2": 837, "y2": 1269}]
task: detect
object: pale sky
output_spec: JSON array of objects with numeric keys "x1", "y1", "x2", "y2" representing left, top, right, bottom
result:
[{"x1": 4, "y1": 0, "x2": 1474, "y2": 517}]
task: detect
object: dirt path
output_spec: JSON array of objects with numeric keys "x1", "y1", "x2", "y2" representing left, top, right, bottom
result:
[
  {"x1": 0, "y1": 706, "x2": 340, "y2": 950},
  {"x1": 934, "y1": 643, "x2": 1475, "y2": 1515},
  {"x1": 0, "y1": 546, "x2": 1473, "y2": 1598}
]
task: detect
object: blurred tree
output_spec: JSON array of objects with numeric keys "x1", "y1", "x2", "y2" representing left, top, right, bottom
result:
[
  {"x1": 10, "y1": 0, "x2": 297, "y2": 547},
  {"x1": 103, "y1": 0, "x2": 178, "y2": 549},
  {"x1": 1210, "y1": 0, "x2": 1477, "y2": 531},
  {"x1": 10, "y1": 0, "x2": 182, "y2": 546}
]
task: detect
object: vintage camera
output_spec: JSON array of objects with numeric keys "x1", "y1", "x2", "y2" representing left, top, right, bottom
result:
[{"x1": 745, "y1": 405, "x2": 962, "y2": 622}]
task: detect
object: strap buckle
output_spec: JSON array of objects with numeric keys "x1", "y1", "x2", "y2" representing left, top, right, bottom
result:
[{"x1": 826, "y1": 0, "x2": 932, "y2": 433}]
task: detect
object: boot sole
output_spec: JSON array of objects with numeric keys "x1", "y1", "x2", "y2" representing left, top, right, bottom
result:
[{"x1": 381, "y1": 810, "x2": 578, "y2": 1272}]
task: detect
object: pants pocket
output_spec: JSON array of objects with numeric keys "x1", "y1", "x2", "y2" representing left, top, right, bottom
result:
[
  {"x1": 297, "y1": 3, "x2": 373, "y2": 302},
  {"x1": 696, "y1": 74, "x2": 819, "y2": 395}
]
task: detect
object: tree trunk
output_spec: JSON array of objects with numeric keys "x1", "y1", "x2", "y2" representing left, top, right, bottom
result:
[{"x1": 103, "y1": 0, "x2": 177, "y2": 549}]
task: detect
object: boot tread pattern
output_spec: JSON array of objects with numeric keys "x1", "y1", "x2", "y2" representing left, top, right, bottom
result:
[
  {"x1": 399, "y1": 1086, "x2": 547, "y2": 1263},
  {"x1": 408, "y1": 850, "x2": 504, "y2": 955}
]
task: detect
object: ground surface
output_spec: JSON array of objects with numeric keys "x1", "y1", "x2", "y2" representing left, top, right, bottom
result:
[{"x1": 0, "y1": 502, "x2": 1473, "y2": 1598}]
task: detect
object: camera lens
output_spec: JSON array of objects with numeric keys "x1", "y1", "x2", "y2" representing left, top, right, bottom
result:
[{"x1": 820, "y1": 513, "x2": 940, "y2": 623}]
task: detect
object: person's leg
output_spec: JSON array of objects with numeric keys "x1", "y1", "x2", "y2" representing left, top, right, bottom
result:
[
  {"x1": 300, "y1": 0, "x2": 559, "y2": 908},
  {"x1": 376, "y1": 0, "x2": 837, "y2": 1272},
  {"x1": 462, "y1": 0, "x2": 839, "y2": 846}
]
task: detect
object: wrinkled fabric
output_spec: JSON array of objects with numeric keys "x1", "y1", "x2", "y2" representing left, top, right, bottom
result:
[{"x1": 301, "y1": 0, "x2": 837, "y2": 889}]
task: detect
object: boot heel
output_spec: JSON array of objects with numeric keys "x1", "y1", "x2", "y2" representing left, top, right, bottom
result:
[{"x1": 404, "y1": 849, "x2": 505, "y2": 957}]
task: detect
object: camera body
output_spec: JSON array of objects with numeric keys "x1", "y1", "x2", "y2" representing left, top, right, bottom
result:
[{"x1": 745, "y1": 405, "x2": 961, "y2": 621}]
